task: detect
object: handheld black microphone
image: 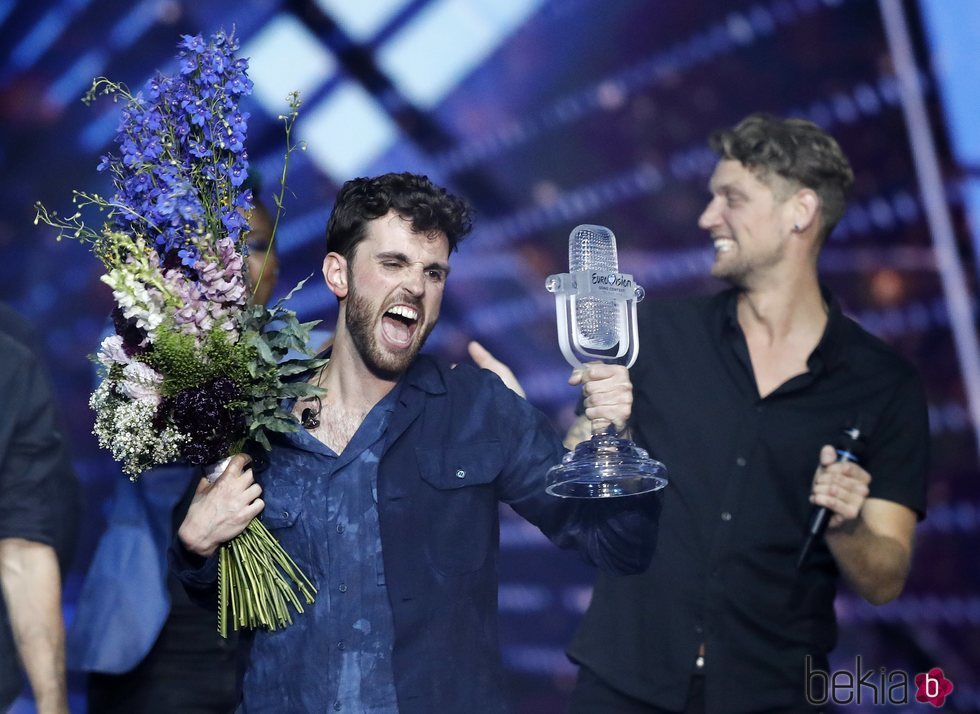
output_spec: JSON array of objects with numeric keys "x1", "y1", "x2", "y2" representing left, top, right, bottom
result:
[{"x1": 796, "y1": 420, "x2": 866, "y2": 569}]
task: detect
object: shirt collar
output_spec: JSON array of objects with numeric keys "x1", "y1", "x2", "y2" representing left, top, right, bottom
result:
[
  {"x1": 717, "y1": 284, "x2": 849, "y2": 374},
  {"x1": 400, "y1": 353, "x2": 448, "y2": 396}
]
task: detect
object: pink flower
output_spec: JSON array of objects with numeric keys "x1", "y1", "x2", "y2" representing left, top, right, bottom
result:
[
  {"x1": 119, "y1": 362, "x2": 164, "y2": 406},
  {"x1": 97, "y1": 334, "x2": 131, "y2": 369},
  {"x1": 197, "y1": 237, "x2": 247, "y2": 306}
]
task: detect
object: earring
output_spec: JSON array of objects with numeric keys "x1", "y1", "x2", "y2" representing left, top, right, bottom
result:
[{"x1": 793, "y1": 224, "x2": 801, "y2": 233}]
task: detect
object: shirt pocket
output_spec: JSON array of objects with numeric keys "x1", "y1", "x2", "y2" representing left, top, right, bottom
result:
[
  {"x1": 260, "y1": 481, "x2": 316, "y2": 581},
  {"x1": 416, "y1": 441, "x2": 502, "y2": 575}
]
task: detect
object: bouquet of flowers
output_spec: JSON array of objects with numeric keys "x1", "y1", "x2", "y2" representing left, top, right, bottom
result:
[{"x1": 35, "y1": 30, "x2": 324, "y2": 637}]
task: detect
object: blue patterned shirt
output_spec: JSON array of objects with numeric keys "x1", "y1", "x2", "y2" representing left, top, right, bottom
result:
[
  {"x1": 241, "y1": 386, "x2": 401, "y2": 713},
  {"x1": 170, "y1": 356, "x2": 659, "y2": 714}
]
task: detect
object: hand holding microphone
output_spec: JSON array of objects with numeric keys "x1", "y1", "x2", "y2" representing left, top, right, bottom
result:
[
  {"x1": 797, "y1": 423, "x2": 871, "y2": 568},
  {"x1": 568, "y1": 362, "x2": 633, "y2": 435}
]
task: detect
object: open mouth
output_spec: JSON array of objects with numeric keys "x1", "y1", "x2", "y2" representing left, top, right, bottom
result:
[
  {"x1": 713, "y1": 238, "x2": 735, "y2": 253},
  {"x1": 380, "y1": 304, "x2": 420, "y2": 348}
]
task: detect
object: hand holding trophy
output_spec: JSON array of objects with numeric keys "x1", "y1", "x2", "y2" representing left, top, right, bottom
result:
[{"x1": 545, "y1": 225, "x2": 667, "y2": 498}]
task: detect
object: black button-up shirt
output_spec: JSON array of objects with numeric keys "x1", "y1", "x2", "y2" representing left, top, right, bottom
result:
[
  {"x1": 569, "y1": 288, "x2": 928, "y2": 713},
  {"x1": 0, "y1": 310, "x2": 80, "y2": 710}
]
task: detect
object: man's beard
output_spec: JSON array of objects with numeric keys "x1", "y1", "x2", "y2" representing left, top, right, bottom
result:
[
  {"x1": 345, "y1": 282, "x2": 434, "y2": 380},
  {"x1": 712, "y1": 258, "x2": 750, "y2": 288},
  {"x1": 712, "y1": 238, "x2": 786, "y2": 289}
]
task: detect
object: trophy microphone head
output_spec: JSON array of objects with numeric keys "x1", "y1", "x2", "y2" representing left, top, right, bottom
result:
[{"x1": 569, "y1": 224, "x2": 620, "y2": 350}]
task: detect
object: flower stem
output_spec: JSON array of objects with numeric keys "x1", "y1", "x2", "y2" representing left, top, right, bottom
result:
[
  {"x1": 217, "y1": 515, "x2": 317, "y2": 635},
  {"x1": 251, "y1": 92, "x2": 302, "y2": 301}
]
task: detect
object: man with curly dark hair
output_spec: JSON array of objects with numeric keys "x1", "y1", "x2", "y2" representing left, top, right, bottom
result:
[
  {"x1": 175, "y1": 172, "x2": 660, "y2": 713},
  {"x1": 325, "y1": 172, "x2": 474, "y2": 259},
  {"x1": 566, "y1": 114, "x2": 928, "y2": 713}
]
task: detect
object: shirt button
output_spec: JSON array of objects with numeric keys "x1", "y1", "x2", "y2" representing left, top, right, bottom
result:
[
  {"x1": 735, "y1": 456, "x2": 746, "y2": 467},
  {"x1": 338, "y1": 583, "x2": 348, "y2": 593},
  {"x1": 337, "y1": 641, "x2": 345, "y2": 650},
  {"x1": 281, "y1": 510, "x2": 289, "y2": 519},
  {"x1": 333, "y1": 702, "x2": 342, "y2": 711},
  {"x1": 456, "y1": 469, "x2": 466, "y2": 479},
  {"x1": 721, "y1": 511, "x2": 732, "y2": 521},
  {"x1": 336, "y1": 524, "x2": 345, "y2": 534},
  {"x1": 694, "y1": 624, "x2": 703, "y2": 634}
]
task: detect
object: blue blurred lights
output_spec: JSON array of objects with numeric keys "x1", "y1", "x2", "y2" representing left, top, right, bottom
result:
[
  {"x1": 107, "y1": 0, "x2": 161, "y2": 49},
  {"x1": 48, "y1": 0, "x2": 162, "y2": 109},
  {"x1": 0, "y1": 1, "x2": 17, "y2": 28},
  {"x1": 242, "y1": 14, "x2": 337, "y2": 115},
  {"x1": 377, "y1": 0, "x2": 545, "y2": 109},
  {"x1": 314, "y1": 0, "x2": 412, "y2": 43},
  {"x1": 10, "y1": 0, "x2": 93, "y2": 70},
  {"x1": 45, "y1": 49, "x2": 107, "y2": 109},
  {"x1": 298, "y1": 81, "x2": 400, "y2": 181},
  {"x1": 919, "y1": 0, "x2": 980, "y2": 272}
]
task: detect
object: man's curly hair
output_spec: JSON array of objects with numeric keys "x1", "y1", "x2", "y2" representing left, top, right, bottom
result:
[
  {"x1": 710, "y1": 114, "x2": 855, "y2": 242},
  {"x1": 325, "y1": 172, "x2": 473, "y2": 259}
]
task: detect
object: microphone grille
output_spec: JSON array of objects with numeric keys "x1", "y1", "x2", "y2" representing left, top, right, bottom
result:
[
  {"x1": 568, "y1": 224, "x2": 620, "y2": 351},
  {"x1": 569, "y1": 225, "x2": 619, "y2": 273}
]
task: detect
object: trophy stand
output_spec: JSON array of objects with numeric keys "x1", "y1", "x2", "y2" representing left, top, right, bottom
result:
[
  {"x1": 546, "y1": 425, "x2": 667, "y2": 498},
  {"x1": 544, "y1": 224, "x2": 668, "y2": 499}
]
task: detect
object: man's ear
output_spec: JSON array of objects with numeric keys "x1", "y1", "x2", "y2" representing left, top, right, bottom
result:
[
  {"x1": 791, "y1": 188, "x2": 821, "y2": 235},
  {"x1": 323, "y1": 252, "x2": 349, "y2": 299}
]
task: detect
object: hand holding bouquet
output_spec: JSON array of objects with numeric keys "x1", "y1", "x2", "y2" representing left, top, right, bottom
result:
[{"x1": 36, "y1": 30, "x2": 322, "y2": 636}]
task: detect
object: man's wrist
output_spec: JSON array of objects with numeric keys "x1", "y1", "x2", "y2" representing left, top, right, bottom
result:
[
  {"x1": 826, "y1": 512, "x2": 863, "y2": 537},
  {"x1": 34, "y1": 685, "x2": 69, "y2": 714},
  {"x1": 177, "y1": 522, "x2": 216, "y2": 558}
]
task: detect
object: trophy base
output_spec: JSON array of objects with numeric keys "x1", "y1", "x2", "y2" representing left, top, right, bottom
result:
[{"x1": 545, "y1": 431, "x2": 668, "y2": 499}]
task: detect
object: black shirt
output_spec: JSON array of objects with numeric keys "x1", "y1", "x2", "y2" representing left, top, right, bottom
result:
[
  {"x1": 568, "y1": 288, "x2": 928, "y2": 713},
  {"x1": 0, "y1": 308, "x2": 80, "y2": 709}
]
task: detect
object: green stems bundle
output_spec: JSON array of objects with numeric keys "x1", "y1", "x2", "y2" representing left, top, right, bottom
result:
[{"x1": 218, "y1": 519, "x2": 317, "y2": 637}]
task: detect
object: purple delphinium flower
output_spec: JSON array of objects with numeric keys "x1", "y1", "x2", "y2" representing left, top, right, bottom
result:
[
  {"x1": 156, "y1": 235, "x2": 246, "y2": 343},
  {"x1": 102, "y1": 30, "x2": 253, "y2": 256},
  {"x1": 197, "y1": 237, "x2": 247, "y2": 303},
  {"x1": 160, "y1": 263, "x2": 213, "y2": 339}
]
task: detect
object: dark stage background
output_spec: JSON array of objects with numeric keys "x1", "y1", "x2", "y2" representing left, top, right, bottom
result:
[{"x1": 1, "y1": 0, "x2": 978, "y2": 711}]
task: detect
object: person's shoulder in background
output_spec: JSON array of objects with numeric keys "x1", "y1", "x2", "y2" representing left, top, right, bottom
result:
[{"x1": 0, "y1": 302, "x2": 43, "y2": 354}]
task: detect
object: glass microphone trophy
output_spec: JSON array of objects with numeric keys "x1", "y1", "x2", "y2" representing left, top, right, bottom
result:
[{"x1": 544, "y1": 224, "x2": 667, "y2": 498}]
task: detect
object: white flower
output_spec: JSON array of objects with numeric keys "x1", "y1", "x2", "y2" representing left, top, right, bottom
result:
[
  {"x1": 96, "y1": 334, "x2": 131, "y2": 369},
  {"x1": 101, "y1": 267, "x2": 166, "y2": 340},
  {"x1": 119, "y1": 362, "x2": 164, "y2": 406},
  {"x1": 91, "y1": 381, "x2": 186, "y2": 478}
]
